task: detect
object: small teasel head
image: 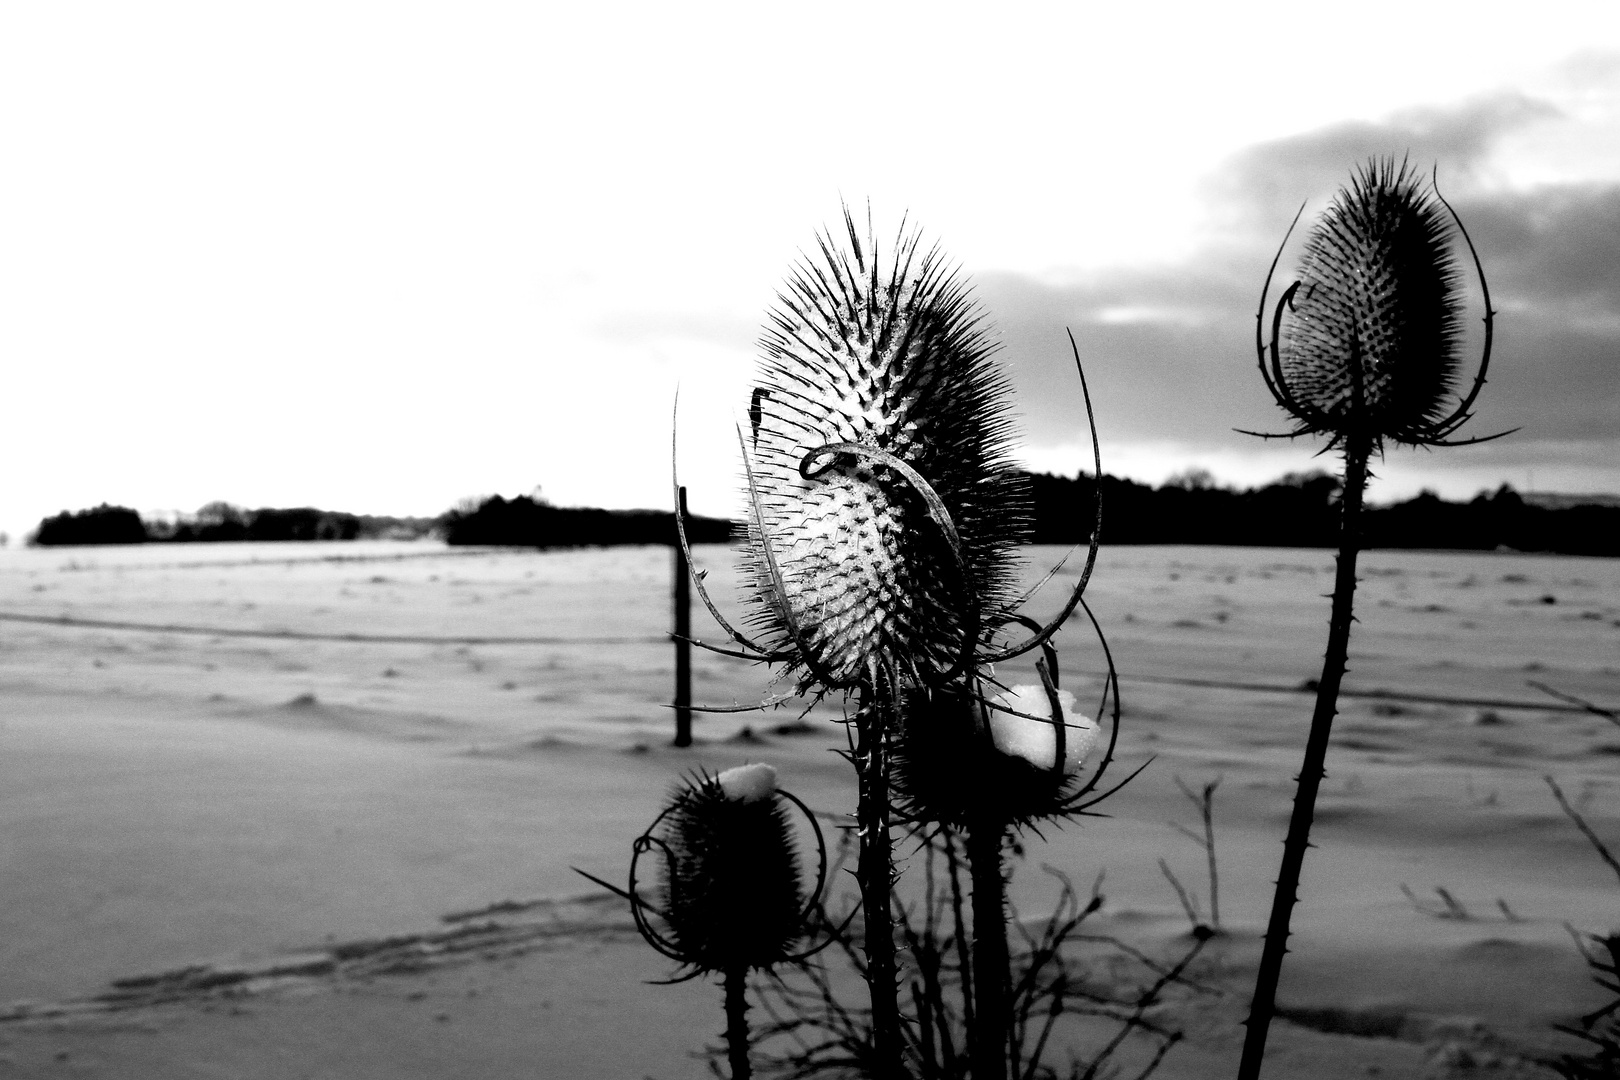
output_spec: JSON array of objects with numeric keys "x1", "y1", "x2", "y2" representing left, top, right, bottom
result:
[
  {"x1": 740, "y1": 207, "x2": 1028, "y2": 691},
  {"x1": 651, "y1": 764, "x2": 812, "y2": 974},
  {"x1": 1258, "y1": 157, "x2": 1498, "y2": 449},
  {"x1": 891, "y1": 681, "x2": 1103, "y2": 827}
]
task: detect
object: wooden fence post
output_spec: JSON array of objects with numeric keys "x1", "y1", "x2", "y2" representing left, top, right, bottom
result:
[{"x1": 672, "y1": 486, "x2": 692, "y2": 747}]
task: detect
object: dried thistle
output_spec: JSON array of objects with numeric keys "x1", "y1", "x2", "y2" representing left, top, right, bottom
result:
[
  {"x1": 1255, "y1": 156, "x2": 1503, "y2": 450},
  {"x1": 672, "y1": 207, "x2": 1120, "y2": 1079},
  {"x1": 1239, "y1": 159, "x2": 1505, "y2": 1080},
  {"x1": 739, "y1": 207, "x2": 1028, "y2": 691},
  {"x1": 577, "y1": 764, "x2": 828, "y2": 1080},
  {"x1": 892, "y1": 672, "x2": 1110, "y2": 831},
  {"x1": 643, "y1": 764, "x2": 822, "y2": 978}
]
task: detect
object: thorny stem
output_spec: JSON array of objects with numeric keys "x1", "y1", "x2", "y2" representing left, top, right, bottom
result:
[
  {"x1": 945, "y1": 829, "x2": 976, "y2": 1041},
  {"x1": 967, "y1": 815, "x2": 1012, "y2": 1080},
  {"x1": 1237, "y1": 428, "x2": 1370, "y2": 1080},
  {"x1": 724, "y1": 964, "x2": 752, "y2": 1080},
  {"x1": 855, "y1": 681, "x2": 905, "y2": 1076}
]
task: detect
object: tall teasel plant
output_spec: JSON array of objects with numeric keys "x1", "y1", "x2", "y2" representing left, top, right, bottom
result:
[
  {"x1": 1238, "y1": 158, "x2": 1507, "y2": 1080},
  {"x1": 677, "y1": 207, "x2": 1127, "y2": 1078},
  {"x1": 743, "y1": 209, "x2": 1031, "y2": 1075}
]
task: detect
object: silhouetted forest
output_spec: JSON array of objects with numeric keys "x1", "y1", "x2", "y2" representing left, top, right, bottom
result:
[
  {"x1": 33, "y1": 504, "x2": 149, "y2": 546},
  {"x1": 29, "y1": 496, "x2": 733, "y2": 549},
  {"x1": 146, "y1": 502, "x2": 366, "y2": 543},
  {"x1": 1025, "y1": 470, "x2": 1620, "y2": 556},
  {"x1": 27, "y1": 476, "x2": 1620, "y2": 556},
  {"x1": 438, "y1": 495, "x2": 733, "y2": 547},
  {"x1": 32, "y1": 502, "x2": 432, "y2": 546}
]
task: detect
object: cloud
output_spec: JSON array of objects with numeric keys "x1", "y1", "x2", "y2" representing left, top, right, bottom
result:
[
  {"x1": 1456, "y1": 182, "x2": 1620, "y2": 312},
  {"x1": 585, "y1": 88, "x2": 1619, "y2": 500},
  {"x1": 975, "y1": 92, "x2": 1620, "y2": 491},
  {"x1": 976, "y1": 269, "x2": 1265, "y2": 447},
  {"x1": 1209, "y1": 91, "x2": 1562, "y2": 223}
]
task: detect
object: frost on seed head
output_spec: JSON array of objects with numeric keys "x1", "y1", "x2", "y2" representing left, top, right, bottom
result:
[
  {"x1": 716, "y1": 762, "x2": 779, "y2": 803},
  {"x1": 740, "y1": 208, "x2": 1028, "y2": 689},
  {"x1": 987, "y1": 685, "x2": 1098, "y2": 774}
]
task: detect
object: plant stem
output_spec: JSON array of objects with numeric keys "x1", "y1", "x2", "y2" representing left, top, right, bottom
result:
[
  {"x1": 966, "y1": 816, "x2": 1011, "y2": 1080},
  {"x1": 1202, "y1": 781, "x2": 1220, "y2": 932},
  {"x1": 723, "y1": 964, "x2": 751, "y2": 1080},
  {"x1": 672, "y1": 485, "x2": 692, "y2": 748},
  {"x1": 944, "y1": 829, "x2": 976, "y2": 1041},
  {"x1": 1237, "y1": 432, "x2": 1370, "y2": 1080},
  {"x1": 855, "y1": 683, "x2": 904, "y2": 1075}
]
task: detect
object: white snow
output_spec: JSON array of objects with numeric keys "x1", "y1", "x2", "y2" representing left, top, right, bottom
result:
[
  {"x1": 986, "y1": 686, "x2": 1099, "y2": 773},
  {"x1": 715, "y1": 762, "x2": 779, "y2": 803}
]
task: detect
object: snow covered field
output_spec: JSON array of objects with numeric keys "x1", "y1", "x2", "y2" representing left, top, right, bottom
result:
[{"x1": 0, "y1": 540, "x2": 1615, "y2": 1077}]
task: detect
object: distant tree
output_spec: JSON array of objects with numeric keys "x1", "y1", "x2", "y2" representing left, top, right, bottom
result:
[
  {"x1": 1165, "y1": 466, "x2": 1219, "y2": 491},
  {"x1": 181, "y1": 501, "x2": 250, "y2": 542},
  {"x1": 439, "y1": 494, "x2": 733, "y2": 547},
  {"x1": 33, "y1": 504, "x2": 147, "y2": 546},
  {"x1": 245, "y1": 507, "x2": 361, "y2": 542},
  {"x1": 1274, "y1": 470, "x2": 1341, "y2": 499}
]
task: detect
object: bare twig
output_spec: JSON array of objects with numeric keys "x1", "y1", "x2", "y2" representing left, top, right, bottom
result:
[
  {"x1": 1547, "y1": 775, "x2": 1620, "y2": 889},
  {"x1": 1433, "y1": 887, "x2": 1470, "y2": 921},
  {"x1": 1157, "y1": 858, "x2": 1203, "y2": 930},
  {"x1": 1530, "y1": 681, "x2": 1620, "y2": 728},
  {"x1": 743, "y1": 830, "x2": 1198, "y2": 1079},
  {"x1": 1169, "y1": 775, "x2": 1222, "y2": 932},
  {"x1": 1399, "y1": 883, "x2": 1471, "y2": 921}
]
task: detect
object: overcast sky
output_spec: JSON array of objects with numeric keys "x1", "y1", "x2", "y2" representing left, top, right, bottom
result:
[{"x1": 3, "y1": 3, "x2": 1617, "y2": 539}]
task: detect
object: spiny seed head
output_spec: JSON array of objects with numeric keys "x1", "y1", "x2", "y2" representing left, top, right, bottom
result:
[
  {"x1": 1277, "y1": 158, "x2": 1466, "y2": 445},
  {"x1": 890, "y1": 685, "x2": 1093, "y2": 827},
  {"x1": 656, "y1": 769, "x2": 807, "y2": 973},
  {"x1": 741, "y1": 209, "x2": 1027, "y2": 690}
]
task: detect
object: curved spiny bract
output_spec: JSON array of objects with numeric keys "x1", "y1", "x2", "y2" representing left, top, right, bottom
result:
[
  {"x1": 1275, "y1": 157, "x2": 1467, "y2": 447},
  {"x1": 740, "y1": 208, "x2": 1028, "y2": 691}
]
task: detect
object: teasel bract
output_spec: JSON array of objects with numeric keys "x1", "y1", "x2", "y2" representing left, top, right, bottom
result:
[{"x1": 1238, "y1": 159, "x2": 1505, "y2": 1080}]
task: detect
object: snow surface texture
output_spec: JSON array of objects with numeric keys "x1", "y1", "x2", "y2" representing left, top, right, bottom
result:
[{"x1": 987, "y1": 686, "x2": 1098, "y2": 773}]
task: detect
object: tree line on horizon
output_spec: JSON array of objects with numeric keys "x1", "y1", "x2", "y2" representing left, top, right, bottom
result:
[
  {"x1": 24, "y1": 472, "x2": 1620, "y2": 557},
  {"x1": 31, "y1": 501, "x2": 423, "y2": 547},
  {"x1": 1028, "y1": 469, "x2": 1620, "y2": 556}
]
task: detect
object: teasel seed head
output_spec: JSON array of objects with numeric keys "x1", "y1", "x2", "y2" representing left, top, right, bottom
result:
[
  {"x1": 741, "y1": 207, "x2": 1028, "y2": 691},
  {"x1": 1258, "y1": 157, "x2": 1499, "y2": 450},
  {"x1": 654, "y1": 766, "x2": 809, "y2": 974},
  {"x1": 890, "y1": 683, "x2": 1100, "y2": 827}
]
